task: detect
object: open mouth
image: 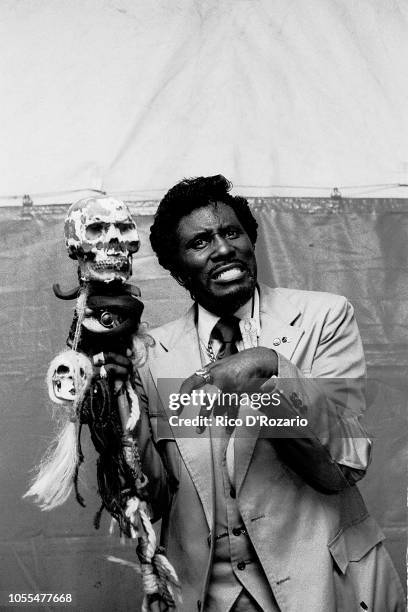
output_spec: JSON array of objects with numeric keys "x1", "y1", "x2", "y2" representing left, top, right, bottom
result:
[{"x1": 212, "y1": 264, "x2": 246, "y2": 283}]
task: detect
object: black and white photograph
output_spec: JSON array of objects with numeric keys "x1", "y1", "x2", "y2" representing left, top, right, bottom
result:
[{"x1": 0, "y1": 2, "x2": 407, "y2": 611}]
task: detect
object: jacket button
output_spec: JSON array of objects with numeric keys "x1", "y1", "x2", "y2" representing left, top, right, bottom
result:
[
  {"x1": 237, "y1": 561, "x2": 246, "y2": 571},
  {"x1": 230, "y1": 487, "x2": 236, "y2": 498},
  {"x1": 232, "y1": 527, "x2": 241, "y2": 536}
]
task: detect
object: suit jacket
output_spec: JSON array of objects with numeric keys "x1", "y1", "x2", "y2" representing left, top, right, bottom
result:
[{"x1": 136, "y1": 284, "x2": 405, "y2": 611}]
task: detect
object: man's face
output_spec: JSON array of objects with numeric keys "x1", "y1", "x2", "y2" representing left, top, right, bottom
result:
[{"x1": 175, "y1": 202, "x2": 257, "y2": 315}]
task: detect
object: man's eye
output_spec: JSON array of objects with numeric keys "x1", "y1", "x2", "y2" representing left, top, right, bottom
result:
[
  {"x1": 225, "y1": 228, "x2": 240, "y2": 239},
  {"x1": 191, "y1": 238, "x2": 208, "y2": 249}
]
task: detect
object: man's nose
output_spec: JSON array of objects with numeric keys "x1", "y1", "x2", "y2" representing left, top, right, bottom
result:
[{"x1": 211, "y1": 234, "x2": 234, "y2": 258}]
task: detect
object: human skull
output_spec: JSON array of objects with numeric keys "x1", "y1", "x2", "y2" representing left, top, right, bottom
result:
[
  {"x1": 64, "y1": 196, "x2": 140, "y2": 283},
  {"x1": 47, "y1": 350, "x2": 93, "y2": 406}
]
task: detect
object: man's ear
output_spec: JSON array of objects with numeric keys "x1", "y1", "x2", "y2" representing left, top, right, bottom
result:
[
  {"x1": 173, "y1": 274, "x2": 186, "y2": 288},
  {"x1": 171, "y1": 272, "x2": 196, "y2": 300},
  {"x1": 170, "y1": 269, "x2": 188, "y2": 288}
]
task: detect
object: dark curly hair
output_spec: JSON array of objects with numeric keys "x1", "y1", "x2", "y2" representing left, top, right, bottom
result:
[{"x1": 150, "y1": 174, "x2": 258, "y2": 277}]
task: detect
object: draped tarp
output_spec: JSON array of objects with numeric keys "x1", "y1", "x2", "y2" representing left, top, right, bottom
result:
[
  {"x1": 1, "y1": 0, "x2": 408, "y2": 203},
  {"x1": 0, "y1": 198, "x2": 406, "y2": 609}
]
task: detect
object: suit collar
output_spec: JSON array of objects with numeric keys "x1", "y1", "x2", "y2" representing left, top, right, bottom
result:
[
  {"x1": 154, "y1": 283, "x2": 302, "y2": 353},
  {"x1": 258, "y1": 282, "x2": 301, "y2": 324}
]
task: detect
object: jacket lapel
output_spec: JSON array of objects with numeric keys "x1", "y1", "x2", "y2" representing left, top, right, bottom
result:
[
  {"x1": 234, "y1": 284, "x2": 305, "y2": 494},
  {"x1": 258, "y1": 283, "x2": 304, "y2": 360},
  {"x1": 149, "y1": 307, "x2": 214, "y2": 527}
]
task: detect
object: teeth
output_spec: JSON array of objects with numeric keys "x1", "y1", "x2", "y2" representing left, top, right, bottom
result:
[
  {"x1": 214, "y1": 267, "x2": 243, "y2": 281},
  {"x1": 92, "y1": 258, "x2": 129, "y2": 271}
]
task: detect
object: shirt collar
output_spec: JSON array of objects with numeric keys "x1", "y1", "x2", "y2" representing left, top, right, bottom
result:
[{"x1": 197, "y1": 287, "x2": 260, "y2": 348}]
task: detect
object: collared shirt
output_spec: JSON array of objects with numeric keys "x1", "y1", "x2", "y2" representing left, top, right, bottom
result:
[
  {"x1": 197, "y1": 288, "x2": 260, "y2": 360},
  {"x1": 196, "y1": 287, "x2": 261, "y2": 486}
]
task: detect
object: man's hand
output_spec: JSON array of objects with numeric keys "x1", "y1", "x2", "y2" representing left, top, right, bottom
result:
[
  {"x1": 92, "y1": 349, "x2": 133, "y2": 381},
  {"x1": 179, "y1": 347, "x2": 278, "y2": 396},
  {"x1": 84, "y1": 304, "x2": 134, "y2": 381}
]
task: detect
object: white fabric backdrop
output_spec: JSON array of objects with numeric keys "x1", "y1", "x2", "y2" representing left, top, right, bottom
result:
[{"x1": 1, "y1": 0, "x2": 408, "y2": 204}]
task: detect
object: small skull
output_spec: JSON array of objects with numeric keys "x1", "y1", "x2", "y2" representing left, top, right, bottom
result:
[
  {"x1": 64, "y1": 196, "x2": 140, "y2": 283},
  {"x1": 47, "y1": 350, "x2": 93, "y2": 406},
  {"x1": 52, "y1": 365, "x2": 77, "y2": 402}
]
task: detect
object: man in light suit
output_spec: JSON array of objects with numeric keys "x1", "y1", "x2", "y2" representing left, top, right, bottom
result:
[{"x1": 133, "y1": 175, "x2": 404, "y2": 611}]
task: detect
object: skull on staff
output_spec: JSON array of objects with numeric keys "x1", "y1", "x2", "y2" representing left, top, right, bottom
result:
[{"x1": 64, "y1": 196, "x2": 140, "y2": 283}]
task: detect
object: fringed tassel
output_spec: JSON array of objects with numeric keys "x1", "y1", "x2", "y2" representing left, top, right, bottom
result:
[
  {"x1": 72, "y1": 286, "x2": 89, "y2": 351},
  {"x1": 93, "y1": 502, "x2": 105, "y2": 530},
  {"x1": 106, "y1": 555, "x2": 140, "y2": 572},
  {"x1": 73, "y1": 423, "x2": 86, "y2": 507},
  {"x1": 125, "y1": 381, "x2": 140, "y2": 432},
  {"x1": 151, "y1": 550, "x2": 181, "y2": 609},
  {"x1": 125, "y1": 497, "x2": 182, "y2": 611},
  {"x1": 130, "y1": 324, "x2": 155, "y2": 368},
  {"x1": 119, "y1": 383, "x2": 181, "y2": 609},
  {"x1": 23, "y1": 419, "x2": 78, "y2": 510}
]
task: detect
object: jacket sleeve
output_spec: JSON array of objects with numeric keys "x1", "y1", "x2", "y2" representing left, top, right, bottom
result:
[
  {"x1": 261, "y1": 296, "x2": 371, "y2": 493},
  {"x1": 133, "y1": 368, "x2": 175, "y2": 522}
]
